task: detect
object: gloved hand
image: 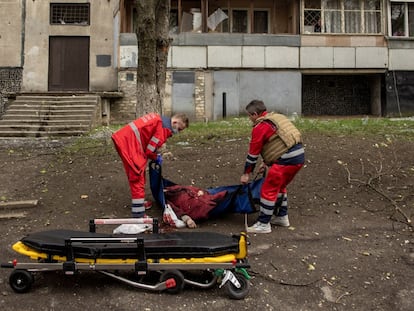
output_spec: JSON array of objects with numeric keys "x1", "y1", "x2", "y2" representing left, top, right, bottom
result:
[{"x1": 155, "y1": 154, "x2": 163, "y2": 165}]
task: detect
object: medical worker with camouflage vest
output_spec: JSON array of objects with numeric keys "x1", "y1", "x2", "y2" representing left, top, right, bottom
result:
[
  {"x1": 112, "y1": 112, "x2": 189, "y2": 218},
  {"x1": 240, "y1": 100, "x2": 304, "y2": 234}
]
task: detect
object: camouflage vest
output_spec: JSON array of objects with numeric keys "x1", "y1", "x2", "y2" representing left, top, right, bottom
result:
[{"x1": 255, "y1": 113, "x2": 302, "y2": 164}]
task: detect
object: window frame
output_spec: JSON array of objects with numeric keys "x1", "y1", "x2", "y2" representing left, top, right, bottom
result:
[
  {"x1": 302, "y1": 0, "x2": 383, "y2": 34},
  {"x1": 215, "y1": 8, "x2": 270, "y2": 34},
  {"x1": 230, "y1": 8, "x2": 250, "y2": 33},
  {"x1": 388, "y1": 1, "x2": 414, "y2": 37},
  {"x1": 253, "y1": 9, "x2": 270, "y2": 34},
  {"x1": 50, "y1": 3, "x2": 90, "y2": 26}
]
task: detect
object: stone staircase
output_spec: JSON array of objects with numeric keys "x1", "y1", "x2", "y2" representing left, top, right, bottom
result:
[{"x1": 0, "y1": 95, "x2": 101, "y2": 137}]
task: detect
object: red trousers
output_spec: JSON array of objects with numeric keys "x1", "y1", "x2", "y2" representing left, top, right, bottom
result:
[
  {"x1": 258, "y1": 163, "x2": 303, "y2": 223},
  {"x1": 113, "y1": 142, "x2": 146, "y2": 200}
]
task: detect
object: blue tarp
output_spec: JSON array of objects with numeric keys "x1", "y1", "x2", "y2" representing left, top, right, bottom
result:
[{"x1": 149, "y1": 162, "x2": 262, "y2": 218}]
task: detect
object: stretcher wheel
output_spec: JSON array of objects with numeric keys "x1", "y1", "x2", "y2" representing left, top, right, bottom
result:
[
  {"x1": 224, "y1": 271, "x2": 250, "y2": 300},
  {"x1": 9, "y1": 269, "x2": 34, "y2": 293},
  {"x1": 160, "y1": 270, "x2": 185, "y2": 294}
]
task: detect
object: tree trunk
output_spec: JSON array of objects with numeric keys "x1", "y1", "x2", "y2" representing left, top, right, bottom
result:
[{"x1": 136, "y1": 0, "x2": 171, "y2": 117}]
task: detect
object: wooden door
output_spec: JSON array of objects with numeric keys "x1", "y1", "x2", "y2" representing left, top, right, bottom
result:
[{"x1": 48, "y1": 36, "x2": 89, "y2": 91}]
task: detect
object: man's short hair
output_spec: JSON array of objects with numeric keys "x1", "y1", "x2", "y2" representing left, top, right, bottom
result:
[
  {"x1": 246, "y1": 100, "x2": 267, "y2": 115},
  {"x1": 173, "y1": 113, "x2": 189, "y2": 128}
]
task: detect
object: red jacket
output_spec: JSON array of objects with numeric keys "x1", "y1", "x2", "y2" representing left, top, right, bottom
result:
[
  {"x1": 244, "y1": 112, "x2": 275, "y2": 174},
  {"x1": 112, "y1": 113, "x2": 172, "y2": 175}
]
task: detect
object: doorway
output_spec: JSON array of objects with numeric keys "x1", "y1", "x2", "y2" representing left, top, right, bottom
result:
[{"x1": 48, "y1": 36, "x2": 89, "y2": 91}]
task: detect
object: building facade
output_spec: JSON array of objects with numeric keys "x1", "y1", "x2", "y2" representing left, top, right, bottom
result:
[{"x1": 1, "y1": 0, "x2": 413, "y2": 124}]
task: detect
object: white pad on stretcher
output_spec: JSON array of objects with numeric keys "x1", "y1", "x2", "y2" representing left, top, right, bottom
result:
[{"x1": 113, "y1": 223, "x2": 152, "y2": 234}]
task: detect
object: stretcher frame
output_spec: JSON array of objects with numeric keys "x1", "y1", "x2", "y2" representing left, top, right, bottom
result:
[{"x1": 1, "y1": 218, "x2": 251, "y2": 299}]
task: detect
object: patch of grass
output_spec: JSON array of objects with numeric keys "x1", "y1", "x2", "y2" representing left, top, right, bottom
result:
[
  {"x1": 71, "y1": 116, "x2": 414, "y2": 149},
  {"x1": 171, "y1": 116, "x2": 414, "y2": 143},
  {"x1": 168, "y1": 117, "x2": 251, "y2": 145},
  {"x1": 296, "y1": 117, "x2": 414, "y2": 140},
  {"x1": 64, "y1": 127, "x2": 115, "y2": 154}
]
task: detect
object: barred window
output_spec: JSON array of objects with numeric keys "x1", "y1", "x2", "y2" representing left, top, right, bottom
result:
[{"x1": 50, "y1": 3, "x2": 90, "y2": 25}]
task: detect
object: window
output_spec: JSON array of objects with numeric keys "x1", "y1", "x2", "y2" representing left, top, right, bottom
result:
[
  {"x1": 253, "y1": 10, "x2": 269, "y2": 33},
  {"x1": 303, "y1": 0, "x2": 382, "y2": 34},
  {"x1": 169, "y1": 6, "x2": 269, "y2": 34},
  {"x1": 50, "y1": 3, "x2": 90, "y2": 25},
  {"x1": 390, "y1": 2, "x2": 414, "y2": 37},
  {"x1": 170, "y1": 9, "x2": 179, "y2": 34},
  {"x1": 232, "y1": 9, "x2": 248, "y2": 33},
  {"x1": 221, "y1": 10, "x2": 229, "y2": 32},
  {"x1": 304, "y1": 0, "x2": 322, "y2": 33},
  {"x1": 217, "y1": 9, "x2": 269, "y2": 33}
]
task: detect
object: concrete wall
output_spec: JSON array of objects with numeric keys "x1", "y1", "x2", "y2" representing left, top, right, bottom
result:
[
  {"x1": 117, "y1": 32, "x2": 395, "y2": 121},
  {"x1": 213, "y1": 70, "x2": 301, "y2": 119},
  {"x1": 388, "y1": 39, "x2": 414, "y2": 71},
  {"x1": 22, "y1": 0, "x2": 118, "y2": 92},
  {"x1": 0, "y1": 0, "x2": 23, "y2": 113},
  {"x1": 300, "y1": 46, "x2": 388, "y2": 69},
  {"x1": 0, "y1": 0, "x2": 22, "y2": 67},
  {"x1": 120, "y1": 33, "x2": 301, "y2": 69},
  {"x1": 120, "y1": 33, "x2": 397, "y2": 71}
]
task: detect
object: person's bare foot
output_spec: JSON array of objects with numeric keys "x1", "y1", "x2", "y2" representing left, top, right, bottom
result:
[{"x1": 181, "y1": 215, "x2": 197, "y2": 228}]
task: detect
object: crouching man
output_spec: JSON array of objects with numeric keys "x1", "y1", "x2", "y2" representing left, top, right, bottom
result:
[{"x1": 112, "y1": 112, "x2": 189, "y2": 218}]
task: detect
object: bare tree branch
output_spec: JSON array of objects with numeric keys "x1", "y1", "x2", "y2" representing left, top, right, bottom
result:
[{"x1": 339, "y1": 151, "x2": 412, "y2": 228}]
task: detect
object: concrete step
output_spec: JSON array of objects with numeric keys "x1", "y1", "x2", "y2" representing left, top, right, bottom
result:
[
  {"x1": 0, "y1": 124, "x2": 90, "y2": 131},
  {"x1": 0, "y1": 130, "x2": 87, "y2": 137},
  {"x1": 14, "y1": 95, "x2": 99, "y2": 101},
  {"x1": 1, "y1": 114, "x2": 91, "y2": 120},
  {"x1": 0, "y1": 119, "x2": 91, "y2": 125},
  {"x1": 7, "y1": 105, "x2": 96, "y2": 110},
  {"x1": 0, "y1": 94, "x2": 100, "y2": 137},
  {"x1": 11, "y1": 101, "x2": 98, "y2": 107},
  {"x1": 4, "y1": 110, "x2": 95, "y2": 117}
]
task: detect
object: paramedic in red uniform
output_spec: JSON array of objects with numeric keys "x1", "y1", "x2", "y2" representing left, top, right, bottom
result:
[
  {"x1": 240, "y1": 100, "x2": 304, "y2": 234},
  {"x1": 112, "y1": 113, "x2": 189, "y2": 218}
]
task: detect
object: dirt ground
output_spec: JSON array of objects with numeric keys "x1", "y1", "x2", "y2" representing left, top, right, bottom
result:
[{"x1": 0, "y1": 130, "x2": 413, "y2": 311}]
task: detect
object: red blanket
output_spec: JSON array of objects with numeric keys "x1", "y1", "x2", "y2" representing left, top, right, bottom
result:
[{"x1": 164, "y1": 185, "x2": 227, "y2": 220}]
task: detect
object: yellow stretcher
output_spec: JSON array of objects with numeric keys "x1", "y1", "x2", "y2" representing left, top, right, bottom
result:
[{"x1": 1, "y1": 218, "x2": 251, "y2": 299}]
